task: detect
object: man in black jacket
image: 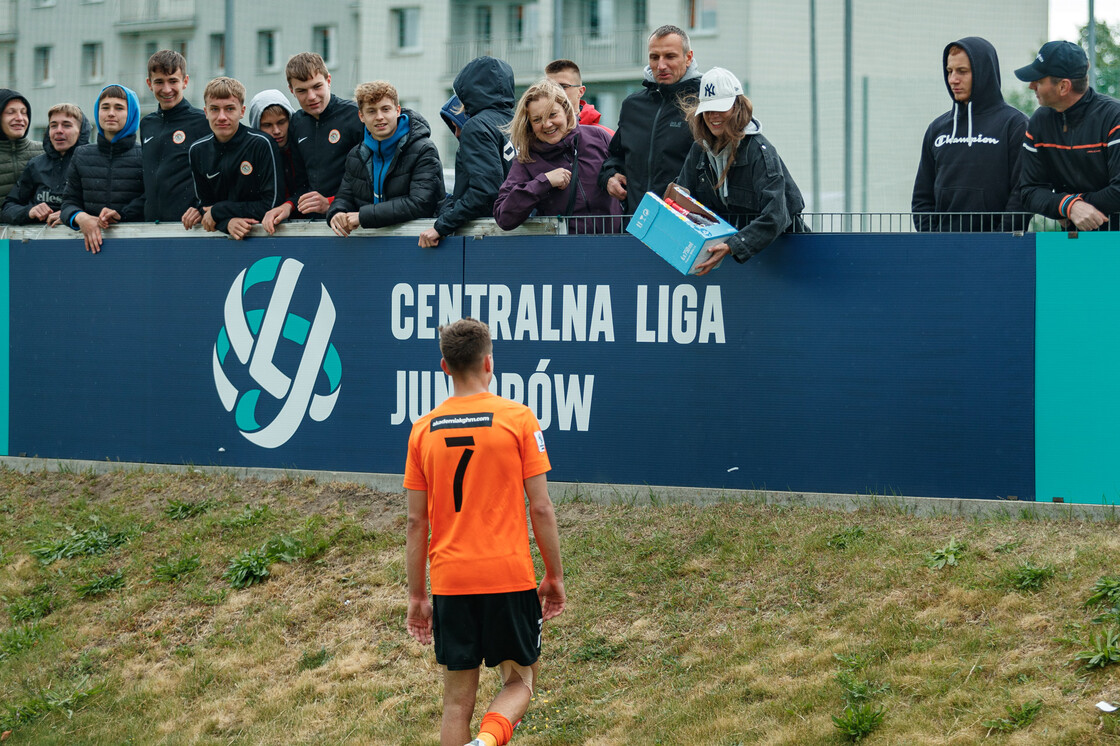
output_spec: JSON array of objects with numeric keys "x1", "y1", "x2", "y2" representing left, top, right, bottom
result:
[
  {"x1": 263, "y1": 52, "x2": 364, "y2": 233},
  {"x1": 327, "y1": 80, "x2": 444, "y2": 235},
  {"x1": 598, "y1": 25, "x2": 701, "y2": 215},
  {"x1": 182, "y1": 77, "x2": 279, "y2": 240},
  {"x1": 1016, "y1": 40, "x2": 1120, "y2": 231},
  {"x1": 140, "y1": 50, "x2": 210, "y2": 223},
  {"x1": 1, "y1": 103, "x2": 89, "y2": 226},
  {"x1": 912, "y1": 37, "x2": 1028, "y2": 232}
]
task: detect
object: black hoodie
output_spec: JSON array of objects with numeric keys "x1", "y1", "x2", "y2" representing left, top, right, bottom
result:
[
  {"x1": 1, "y1": 113, "x2": 92, "y2": 225},
  {"x1": 911, "y1": 37, "x2": 1029, "y2": 231},
  {"x1": 433, "y1": 56, "x2": 515, "y2": 237},
  {"x1": 0, "y1": 89, "x2": 43, "y2": 200}
]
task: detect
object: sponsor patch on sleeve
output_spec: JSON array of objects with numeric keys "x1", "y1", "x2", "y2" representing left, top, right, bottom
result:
[{"x1": 534, "y1": 430, "x2": 546, "y2": 453}]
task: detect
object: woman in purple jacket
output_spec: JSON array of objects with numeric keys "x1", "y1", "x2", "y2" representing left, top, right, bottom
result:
[{"x1": 493, "y1": 79, "x2": 620, "y2": 233}]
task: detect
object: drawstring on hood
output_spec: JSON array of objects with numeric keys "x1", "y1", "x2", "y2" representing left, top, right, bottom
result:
[{"x1": 944, "y1": 37, "x2": 1005, "y2": 147}]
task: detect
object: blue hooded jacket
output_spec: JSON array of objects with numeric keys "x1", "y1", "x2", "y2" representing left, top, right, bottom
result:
[
  {"x1": 363, "y1": 112, "x2": 411, "y2": 205},
  {"x1": 95, "y1": 84, "x2": 141, "y2": 142}
]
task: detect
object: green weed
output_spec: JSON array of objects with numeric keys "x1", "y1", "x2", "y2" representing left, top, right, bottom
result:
[
  {"x1": 297, "y1": 646, "x2": 331, "y2": 671},
  {"x1": 0, "y1": 676, "x2": 103, "y2": 730},
  {"x1": 1005, "y1": 560, "x2": 1055, "y2": 592},
  {"x1": 222, "y1": 547, "x2": 272, "y2": 589},
  {"x1": 1086, "y1": 576, "x2": 1120, "y2": 608},
  {"x1": 164, "y1": 498, "x2": 214, "y2": 520},
  {"x1": 0, "y1": 624, "x2": 44, "y2": 661},
  {"x1": 836, "y1": 670, "x2": 891, "y2": 705},
  {"x1": 572, "y1": 635, "x2": 625, "y2": 662},
  {"x1": 152, "y1": 554, "x2": 201, "y2": 583},
  {"x1": 219, "y1": 505, "x2": 271, "y2": 530},
  {"x1": 832, "y1": 703, "x2": 886, "y2": 741},
  {"x1": 29, "y1": 521, "x2": 140, "y2": 563},
  {"x1": 1073, "y1": 627, "x2": 1120, "y2": 669},
  {"x1": 924, "y1": 537, "x2": 966, "y2": 569},
  {"x1": 74, "y1": 569, "x2": 125, "y2": 598},
  {"x1": 983, "y1": 699, "x2": 1043, "y2": 733},
  {"x1": 827, "y1": 526, "x2": 866, "y2": 549},
  {"x1": 5, "y1": 586, "x2": 53, "y2": 623}
]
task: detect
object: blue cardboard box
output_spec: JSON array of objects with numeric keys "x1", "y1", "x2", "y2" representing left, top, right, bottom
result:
[{"x1": 626, "y1": 184, "x2": 738, "y2": 275}]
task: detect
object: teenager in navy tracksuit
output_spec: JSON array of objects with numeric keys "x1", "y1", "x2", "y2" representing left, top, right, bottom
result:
[
  {"x1": 912, "y1": 36, "x2": 1029, "y2": 231},
  {"x1": 183, "y1": 77, "x2": 279, "y2": 240},
  {"x1": 262, "y1": 52, "x2": 364, "y2": 232},
  {"x1": 60, "y1": 84, "x2": 145, "y2": 253}
]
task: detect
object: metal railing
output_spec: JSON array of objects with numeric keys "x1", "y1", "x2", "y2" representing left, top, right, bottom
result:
[{"x1": 117, "y1": 0, "x2": 195, "y2": 26}]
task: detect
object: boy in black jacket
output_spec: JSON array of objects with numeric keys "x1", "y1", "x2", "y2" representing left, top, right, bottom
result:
[
  {"x1": 1, "y1": 103, "x2": 89, "y2": 226},
  {"x1": 327, "y1": 80, "x2": 444, "y2": 235},
  {"x1": 141, "y1": 50, "x2": 210, "y2": 222},
  {"x1": 60, "y1": 84, "x2": 145, "y2": 253},
  {"x1": 262, "y1": 52, "x2": 364, "y2": 233},
  {"x1": 183, "y1": 77, "x2": 279, "y2": 240}
]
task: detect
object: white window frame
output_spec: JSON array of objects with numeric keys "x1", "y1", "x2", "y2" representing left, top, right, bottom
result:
[
  {"x1": 33, "y1": 45, "x2": 53, "y2": 87},
  {"x1": 210, "y1": 33, "x2": 226, "y2": 76},
  {"x1": 257, "y1": 29, "x2": 280, "y2": 73},
  {"x1": 81, "y1": 42, "x2": 104, "y2": 85},
  {"x1": 393, "y1": 8, "x2": 422, "y2": 54},
  {"x1": 313, "y1": 26, "x2": 336, "y2": 67}
]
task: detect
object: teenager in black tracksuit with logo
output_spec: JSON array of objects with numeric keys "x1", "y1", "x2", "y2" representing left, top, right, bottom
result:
[
  {"x1": 912, "y1": 36, "x2": 1029, "y2": 232},
  {"x1": 140, "y1": 51, "x2": 210, "y2": 223},
  {"x1": 184, "y1": 77, "x2": 279, "y2": 239}
]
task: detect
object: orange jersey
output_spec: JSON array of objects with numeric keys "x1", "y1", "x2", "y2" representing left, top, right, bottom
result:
[{"x1": 404, "y1": 391, "x2": 551, "y2": 595}]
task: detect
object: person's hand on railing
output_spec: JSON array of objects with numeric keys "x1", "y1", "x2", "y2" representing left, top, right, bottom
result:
[{"x1": 1068, "y1": 199, "x2": 1108, "y2": 231}]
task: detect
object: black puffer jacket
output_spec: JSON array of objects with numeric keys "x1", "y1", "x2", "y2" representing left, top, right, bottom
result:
[
  {"x1": 0, "y1": 89, "x2": 43, "y2": 199},
  {"x1": 676, "y1": 118, "x2": 805, "y2": 261},
  {"x1": 433, "y1": 56, "x2": 515, "y2": 236},
  {"x1": 1, "y1": 114, "x2": 91, "y2": 224},
  {"x1": 598, "y1": 65, "x2": 701, "y2": 214},
  {"x1": 327, "y1": 109, "x2": 444, "y2": 228},
  {"x1": 60, "y1": 133, "x2": 145, "y2": 227}
]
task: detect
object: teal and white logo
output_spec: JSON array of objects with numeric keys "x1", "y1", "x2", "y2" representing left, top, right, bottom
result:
[{"x1": 213, "y1": 256, "x2": 342, "y2": 448}]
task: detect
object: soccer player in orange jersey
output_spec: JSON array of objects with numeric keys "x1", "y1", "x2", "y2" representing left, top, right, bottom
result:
[{"x1": 404, "y1": 318, "x2": 566, "y2": 746}]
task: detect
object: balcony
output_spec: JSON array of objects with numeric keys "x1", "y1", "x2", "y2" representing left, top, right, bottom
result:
[
  {"x1": 116, "y1": 0, "x2": 196, "y2": 31},
  {"x1": 446, "y1": 25, "x2": 646, "y2": 79},
  {"x1": 0, "y1": 0, "x2": 15, "y2": 41}
]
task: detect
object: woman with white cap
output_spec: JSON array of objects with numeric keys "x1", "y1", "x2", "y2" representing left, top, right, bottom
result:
[{"x1": 678, "y1": 67, "x2": 805, "y2": 275}]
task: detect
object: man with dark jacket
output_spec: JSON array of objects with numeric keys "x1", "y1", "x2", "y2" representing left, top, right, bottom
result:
[
  {"x1": 60, "y1": 84, "x2": 145, "y2": 253},
  {"x1": 327, "y1": 80, "x2": 443, "y2": 235},
  {"x1": 1016, "y1": 40, "x2": 1120, "y2": 231},
  {"x1": 2, "y1": 103, "x2": 89, "y2": 226},
  {"x1": 418, "y1": 56, "x2": 515, "y2": 247},
  {"x1": 182, "y1": 77, "x2": 279, "y2": 240},
  {"x1": 140, "y1": 50, "x2": 210, "y2": 223},
  {"x1": 912, "y1": 37, "x2": 1028, "y2": 232},
  {"x1": 598, "y1": 25, "x2": 701, "y2": 214},
  {"x1": 0, "y1": 89, "x2": 43, "y2": 199},
  {"x1": 263, "y1": 52, "x2": 364, "y2": 232}
]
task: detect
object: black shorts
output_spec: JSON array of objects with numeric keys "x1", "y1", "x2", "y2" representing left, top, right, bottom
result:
[{"x1": 433, "y1": 589, "x2": 542, "y2": 671}]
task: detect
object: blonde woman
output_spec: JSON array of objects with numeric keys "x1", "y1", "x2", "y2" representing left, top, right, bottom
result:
[
  {"x1": 678, "y1": 67, "x2": 805, "y2": 274},
  {"x1": 493, "y1": 79, "x2": 619, "y2": 233}
]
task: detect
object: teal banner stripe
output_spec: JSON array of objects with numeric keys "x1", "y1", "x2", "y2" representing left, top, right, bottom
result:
[
  {"x1": 1036, "y1": 232, "x2": 1120, "y2": 505},
  {"x1": 0, "y1": 239, "x2": 7, "y2": 456}
]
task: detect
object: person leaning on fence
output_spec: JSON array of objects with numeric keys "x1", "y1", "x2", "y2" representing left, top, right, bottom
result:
[
  {"x1": 140, "y1": 50, "x2": 210, "y2": 223},
  {"x1": 248, "y1": 89, "x2": 298, "y2": 207},
  {"x1": 327, "y1": 80, "x2": 445, "y2": 236},
  {"x1": 544, "y1": 59, "x2": 613, "y2": 135},
  {"x1": 598, "y1": 25, "x2": 701, "y2": 215},
  {"x1": 182, "y1": 77, "x2": 279, "y2": 240},
  {"x1": 1, "y1": 103, "x2": 89, "y2": 226},
  {"x1": 263, "y1": 52, "x2": 364, "y2": 233},
  {"x1": 492, "y1": 79, "x2": 620, "y2": 233},
  {"x1": 419, "y1": 56, "x2": 516, "y2": 248},
  {"x1": 0, "y1": 89, "x2": 43, "y2": 200},
  {"x1": 911, "y1": 37, "x2": 1029, "y2": 232},
  {"x1": 676, "y1": 67, "x2": 805, "y2": 275},
  {"x1": 404, "y1": 317, "x2": 565, "y2": 746},
  {"x1": 1016, "y1": 41, "x2": 1120, "y2": 231},
  {"x1": 60, "y1": 84, "x2": 145, "y2": 254}
]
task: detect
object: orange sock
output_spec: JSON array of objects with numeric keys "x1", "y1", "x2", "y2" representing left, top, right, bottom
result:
[{"x1": 479, "y1": 712, "x2": 514, "y2": 745}]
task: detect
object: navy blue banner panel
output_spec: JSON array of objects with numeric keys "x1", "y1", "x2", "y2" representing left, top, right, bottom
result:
[{"x1": 9, "y1": 232, "x2": 1034, "y2": 499}]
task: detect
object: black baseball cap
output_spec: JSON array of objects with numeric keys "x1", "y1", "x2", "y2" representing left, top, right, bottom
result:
[{"x1": 1014, "y1": 40, "x2": 1089, "y2": 81}]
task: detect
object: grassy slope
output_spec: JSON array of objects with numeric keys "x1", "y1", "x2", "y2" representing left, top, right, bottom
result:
[{"x1": 1, "y1": 467, "x2": 1119, "y2": 744}]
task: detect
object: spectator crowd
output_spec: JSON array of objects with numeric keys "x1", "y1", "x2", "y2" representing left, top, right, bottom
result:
[{"x1": 0, "y1": 27, "x2": 1115, "y2": 264}]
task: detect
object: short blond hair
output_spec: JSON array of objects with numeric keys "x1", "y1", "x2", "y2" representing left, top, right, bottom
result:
[
  {"x1": 506, "y1": 79, "x2": 576, "y2": 164},
  {"x1": 47, "y1": 103, "x2": 83, "y2": 123},
  {"x1": 355, "y1": 81, "x2": 399, "y2": 109},
  {"x1": 204, "y1": 76, "x2": 246, "y2": 105},
  {"x1": 286, "y1": 52, "x2": 329, "y2": 85}
]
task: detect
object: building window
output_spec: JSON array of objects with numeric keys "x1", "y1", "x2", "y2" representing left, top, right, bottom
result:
[
  {"x1": 313, "y1": 26, "x2": 336, "y2": 66},
  {"x1": 144, "y1": 41, "x2": 159, "y2": 61},
  {"x1": 393, "y1": 8, "x2": 420, "y2": 52},
  {"x1": 33, "y1": 45, "x2": 52, "y2": 86},
  {"x1": 82, "y1": 42, "x2": 104, "y2": 84},
  {"x1": 31, "y1": 0, "x2": 56, "y2": 7},
  {"x1": 257, "y1": 29, "x2": 279, "y2": 72},
  {"x1": 688, "y1": 0, "x2": 716, "y2": 31},
  {"x1": 210, "y1": 33, "x2": 225, "y2": 75},
  {"x1": 475, "y1": 5, "x2": 492, "y2": 42},
  {"x1": 172, "y1": 39, "x2": 189, "y2": 60},
  {"x1": 509, "y1": 4, "x2": 538, "y2": 46},
  {"x1": 588, "y1": 0, "x2": 614, "y2": 39}
]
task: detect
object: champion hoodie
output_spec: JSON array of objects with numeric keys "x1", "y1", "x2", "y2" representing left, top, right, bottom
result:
[{"x1": 911, "y1": 36, "x2": 1028, "y2": 231}]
